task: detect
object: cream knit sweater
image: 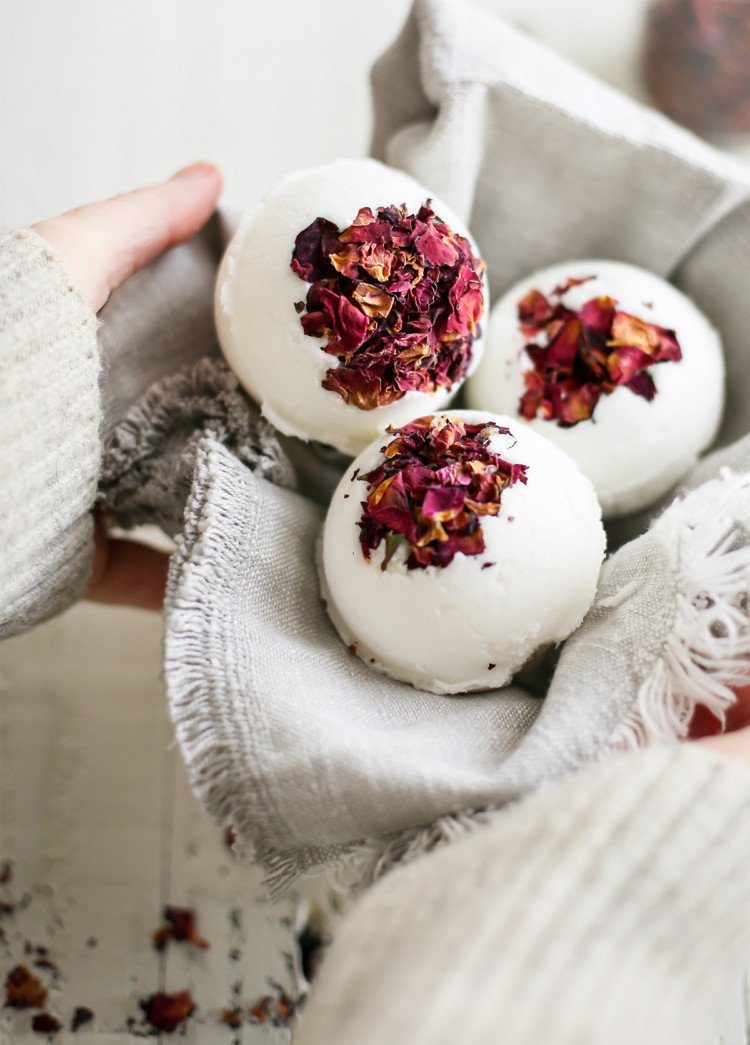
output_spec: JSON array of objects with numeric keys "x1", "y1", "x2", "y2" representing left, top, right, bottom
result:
[
  {"x1": 0, "y1": 229, "x2": 99, "y2": 638},
  {"x1": 2, "y1": 229, "x2": 750, "y2": 1044}
]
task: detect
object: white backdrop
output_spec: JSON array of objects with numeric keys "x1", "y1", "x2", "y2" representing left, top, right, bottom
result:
[{"x1": 0, "y1": 0, "x2": 651, "y2": 227}]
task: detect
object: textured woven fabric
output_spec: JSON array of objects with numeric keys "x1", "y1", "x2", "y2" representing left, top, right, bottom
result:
[{"x1": 295, "y1": 744, "x2": 750, "y2": 1045}]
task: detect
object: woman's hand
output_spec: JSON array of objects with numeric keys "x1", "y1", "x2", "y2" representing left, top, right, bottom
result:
[
  {"x1": 34, "y1": 163, "x2": 223, "y2": 610},
  {"x1": 695, "y1": 682, "x2": 750, "y2": 770}
]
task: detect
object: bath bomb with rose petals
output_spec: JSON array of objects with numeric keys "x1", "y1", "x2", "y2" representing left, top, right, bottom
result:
[
  {"x1": 465, "y1": 260, "x2": 724, "y2": 518},
  {"x1": 215, "y1": 159, "x2": 488, "y2": 457},
  {"x1": 319, "y1": 410, "x2": 606, "y2": 695}
]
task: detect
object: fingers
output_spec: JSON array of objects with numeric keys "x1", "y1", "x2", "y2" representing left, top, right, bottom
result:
[
  {"x1": 697, "y1": 725, "x2": 750, "y2": 771},
  {"x1": 34, "y1": 162, "x2": 222, "y2": 312},
  {"x1": 86, "y1": 522, "x2": 170, "y2": 611}
]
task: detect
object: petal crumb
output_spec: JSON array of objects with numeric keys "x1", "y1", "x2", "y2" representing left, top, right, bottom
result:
[
  {"x1": 140, "y1": 990, "x2": 196, "y2": 1033},
  {"x1": 4, "y1": 964, "x2": 48, "y2": 1009},
  {"x1": 31, "y1": 1013, "x2": 61, "y2": 1036}
]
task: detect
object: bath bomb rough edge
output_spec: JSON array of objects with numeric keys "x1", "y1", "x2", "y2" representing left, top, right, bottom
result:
[
  {"x1": 466, "y1": 260, "x2": 724, "y2": 518},
  {"x1": 215, "y1": 159, "x2": 488, "y2": 457},
  {"x1": 320, "y1": 410, "x2": 606, "y2": 695}
]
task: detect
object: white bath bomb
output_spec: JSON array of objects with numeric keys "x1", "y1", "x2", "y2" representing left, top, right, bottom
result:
[
  {"x1": 319, "y1": 410, "x2": 606, "y2": 695},
  {"x1": 215, "y1": 159, "x2": 487, "y2": 457},
  {"x1": 466, "y1": 260, "x2": 724, "y2": 517}
]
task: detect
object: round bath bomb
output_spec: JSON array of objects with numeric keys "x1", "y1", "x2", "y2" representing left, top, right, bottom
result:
[
  {"x1": 319, "y1": 410, "x2": 606, "y2": 695},
  {"x1": 465, "y1": 260, "x2": 724, "y2": 517},
  {"x1": 215, "y1": 159, "x2": 487, "y2": 457}
]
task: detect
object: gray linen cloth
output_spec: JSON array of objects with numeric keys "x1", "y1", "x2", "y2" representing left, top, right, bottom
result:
[{"x1": 100, "y1": 0, "x2": 750, "y2": 890}]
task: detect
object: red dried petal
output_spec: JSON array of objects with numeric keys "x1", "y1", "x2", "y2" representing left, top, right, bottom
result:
[
  {"x1": 70, "y1": 1007, "x2": 94, "y2": 1032},
  {"x1": 518, "y1": 280, "x2": 683, "y2": 425},
  {"x1": 248, "y1": 991, "x2": 296, "y2": 1028},
  {"x1": 5, "y1": 964, "x2": 48, "y2": 1009},
  {"x1": 579, "y1": 296, "x2": 616, "y2": 339},
  {"x1": 31, "y1": 1013, "x2": 61, "y2": 1035},
  {"x1": 140, "y1": 990, "x2": 196, "y2": 1033},
  {"x1": 518, "y1": 289, "x2": 553, "y2": 337},
  {"x1": 221, "y1": 1008, "x2": 243, "y2": 1028},
  {"x1": 421, "y1": 486, "x2": 466, "y2": 520},
  {"x1": 625, "y1": 370, "x2": 657, "y2": 400},
  {"x1": 352, "y1": 283, "x2": 394, "y2": 318},
  {"x1": 153, "y1": 906, "x2": 210, "y2": 950},
  {"x1": 552, "y1": 274, "x2": 595, "y2": 296},
  {"x1": 606, "y1": 345, "x2": 652, "y2": 385},
  {"x1": 414, "y1": 223, "x2": 459, "y2": 267},
  {"x1": 290, "y1": 218, "x2": 341, "y2": 282}
]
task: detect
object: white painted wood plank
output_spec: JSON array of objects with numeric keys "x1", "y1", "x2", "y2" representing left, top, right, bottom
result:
[
  {"x1": 1, "y1": 604, "x2": 170, "y2": 1040},
  {"x1": 161, "y1": 740, "x2": 341, "y2": 1043}
]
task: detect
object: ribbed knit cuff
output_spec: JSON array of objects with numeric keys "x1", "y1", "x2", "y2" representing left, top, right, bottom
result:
[
  {"x1": 0, "y1": 229, "x2": 100, "y2": 638},
  {"x1": 296, "y1": 744, "x2": 750, "y2": 1045}
]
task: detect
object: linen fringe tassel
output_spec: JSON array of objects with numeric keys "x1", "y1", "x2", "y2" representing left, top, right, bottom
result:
[{"x1": 606, "y1": 471, "x2": 750, "y2": 753}]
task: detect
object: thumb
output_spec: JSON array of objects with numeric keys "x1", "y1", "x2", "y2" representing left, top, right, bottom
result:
[{"x1": 34, "y1": 162, "x2": 222, "y2": 312}]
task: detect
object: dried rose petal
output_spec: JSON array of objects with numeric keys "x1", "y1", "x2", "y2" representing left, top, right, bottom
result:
[
  {"x1": 358, "y1": 415, "x2": 527, "y2": 571},
  {"x1": 248, "y1": 997, "x2": 272, "y2": 1023},
  {"x1": 291, "y1": 202, "x2": 485, "y2": 410},
  {"x1": 518, "y1": 279, "x2": 682, "y2": 426},
  {"x1": 70, "y1": 1007, "x2": 94, "y2": 1032},
  {"x1": 248, "y1": 991, "x2": 296, "y2": 1028},
  {"x1": 4, "y1": 964, "x2": 48, "y2": 1008},
  {"x1": 221, "y1": 1007, "x2": 243, "y2": 1028},
  {"x1": 31, "y1": 1013, "x2": 61, "y2": 1035},
  {"x1": 152, "y1": 906, "x2": 210, "y2": 951},
  {"x1": 140, "y1": 990, "x2": 196, "y2": 1033}
]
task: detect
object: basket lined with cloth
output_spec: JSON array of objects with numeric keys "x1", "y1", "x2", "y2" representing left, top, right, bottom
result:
[{"x1": 97, "y1": 0, "x2": 750, "y2": 893}]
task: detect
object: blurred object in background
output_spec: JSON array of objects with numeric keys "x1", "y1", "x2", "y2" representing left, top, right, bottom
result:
[{"x1": 644, "y1": 0, "x2": 750, "y2": 136}]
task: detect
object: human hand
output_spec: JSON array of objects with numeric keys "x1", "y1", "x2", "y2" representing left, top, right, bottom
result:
[
  {"x1": 34, "y1": 162, "x2": 223, "y2": 609},
  {"x1": 693, "y1": 682, "x2": 750, "y2": 770}
]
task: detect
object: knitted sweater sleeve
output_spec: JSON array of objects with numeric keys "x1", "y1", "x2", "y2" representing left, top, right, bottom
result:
[
  {"x1": 0, "y1": 229, "x2": 100, "y2": 638},
  {"x1": 295, "y1": 744, "x2": 750, "y2": 1045}
]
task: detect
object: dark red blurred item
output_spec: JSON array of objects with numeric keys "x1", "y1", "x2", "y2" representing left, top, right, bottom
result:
[
  {"x1": 644, "y1": 0, "x2": 750, "y2": 134},
  {"x1": 140, "y1": 990, "x2": 196, "y2": 1033},
  {"x1": 152, "y1": 905, "x2": 209, "y2": 951},
  {"x1": 70, "y1": 1007, "x2": 94, "y2": 1032},
  {"x1": 4, "y1": 964, "x2": 47, "y2": 1008},
  {"x1": 31, "y1": 1013, "x2": 62, "y2": 1035}
]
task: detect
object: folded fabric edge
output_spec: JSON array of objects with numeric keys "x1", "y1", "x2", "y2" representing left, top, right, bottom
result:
[
  {"x1": 320, "y1": 810, "x2": 493, "y2": 897},
  {"x1": 162, "y1": 439, "x2": 275, "y2": 868},
  {"x1": 100, "y1": 356, "x2": 296, "y2": 529},
  {"x1": 604, "y1": 470, "x2": 750, "y2": 755}
]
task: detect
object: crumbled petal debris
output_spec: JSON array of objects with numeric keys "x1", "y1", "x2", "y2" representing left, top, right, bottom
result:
[
  {"x1": 139, "y1": 990, "x2": 197, "y2": 1033},
  {"x1": 4, "y1": 964, "x2": 48, "y2": 1008}
]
